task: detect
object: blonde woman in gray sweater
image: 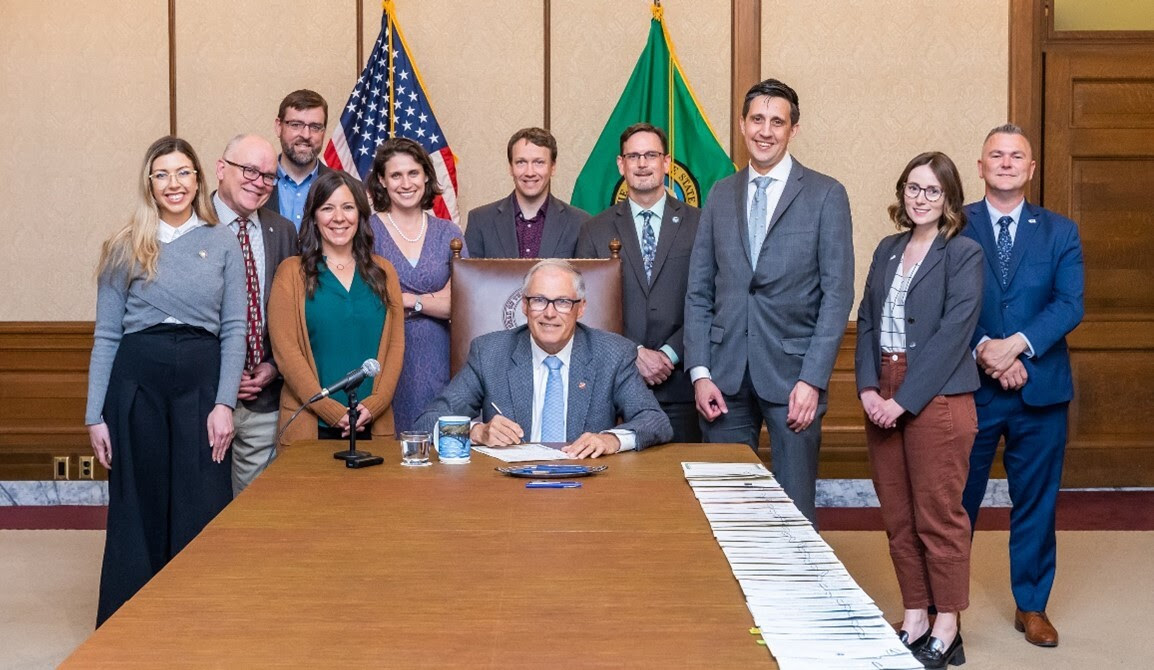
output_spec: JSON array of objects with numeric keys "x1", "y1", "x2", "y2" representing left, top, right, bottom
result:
[{"x1": 86, "y1": 136, "x2": 247, "y2": 626}]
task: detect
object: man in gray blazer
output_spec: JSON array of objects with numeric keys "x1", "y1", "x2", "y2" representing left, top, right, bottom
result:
[
  {"x1": 577, "y1": 122, "x2": 702, "y2": 442},
  {"x1": 266, "y1": 89, "x2": 335, "y2": 230},
  {"x1": 415, "y1": 260, "x2": 672, "y2": 456},
  {"x1": 214, "y1": 134, "x2": 300, "y2": 495},
  {"x1": 684, "y1": 79, "x2": 855, "y2": 524},
  {"x1": 465, "y1": 128, "x2": 590, "y2": 258}
]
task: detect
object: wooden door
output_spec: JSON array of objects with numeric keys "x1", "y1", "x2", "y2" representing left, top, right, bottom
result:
[{"x1": 1044, "y1": 44, "x2": 1154, "y2": 485}]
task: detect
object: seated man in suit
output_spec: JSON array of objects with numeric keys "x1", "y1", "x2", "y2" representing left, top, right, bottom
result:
[
  {"x1": 415, "y1": 260, "x2": 672, "y2": 457},
  {"x1": 464, "y1": 128, "x2": 590, "y2": 258}
]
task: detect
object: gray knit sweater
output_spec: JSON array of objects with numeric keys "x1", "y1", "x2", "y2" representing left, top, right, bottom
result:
[{"x1": 85, "y1": 224, "x2": 247, "y2": 424}]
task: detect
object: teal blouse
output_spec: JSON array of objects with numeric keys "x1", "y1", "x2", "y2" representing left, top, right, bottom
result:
[{"x1": 306, "y1": 262, "x2": 387, "y2": 423}]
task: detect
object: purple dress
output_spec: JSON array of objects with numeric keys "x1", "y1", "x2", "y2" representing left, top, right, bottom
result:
[{"x1": 370, "y1": 213, "x2": 467, "y2": 432}]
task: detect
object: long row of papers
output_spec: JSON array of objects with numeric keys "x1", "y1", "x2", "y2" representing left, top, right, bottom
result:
[{"x1": 682, "y1": 462, "x2": 921, "y2": 670}]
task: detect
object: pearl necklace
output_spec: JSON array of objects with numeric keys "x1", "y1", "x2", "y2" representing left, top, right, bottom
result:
[{"x1": 386, "y1": 211, "x2": 427, "y2": 244}]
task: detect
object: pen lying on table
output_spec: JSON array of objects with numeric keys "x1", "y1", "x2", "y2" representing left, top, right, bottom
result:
[{"x1": 526, "y1": 481, "x2": 582, "y2": 489}]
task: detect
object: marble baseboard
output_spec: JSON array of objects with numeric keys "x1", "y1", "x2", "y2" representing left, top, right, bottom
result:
[
  {"x1": 0, "y1": 479, "x2": 1011, "y2": 508},
  {"x1": 0, "y1": 481, "x2": 108, "y2": 506},
  {"x1": 816, "y1": 478, "x2": 1012, "y2": 508}
]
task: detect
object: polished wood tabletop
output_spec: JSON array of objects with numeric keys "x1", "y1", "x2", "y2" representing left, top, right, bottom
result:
[{"x1": 63, "y1": 442, "x2": 776, "y2": 669}]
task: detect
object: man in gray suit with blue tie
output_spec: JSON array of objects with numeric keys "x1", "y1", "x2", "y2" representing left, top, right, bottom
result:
[
  {"x1": 415, "y1": 260, "x2": 672, "y2": 457},
  {"x1": 684, "y1": 79, "x2": 855, "y2": 524}
]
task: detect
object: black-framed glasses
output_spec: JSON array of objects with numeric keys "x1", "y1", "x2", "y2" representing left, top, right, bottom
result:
[
  {"x1": 621, "y1": 151, "x2": 665, "y2": 164},
  {"x1": 282, "y1": 120, "x2": 326, "y2": 134},
  {"x1": 903, "y1": 183, "x2": 943, "y2": 202},
  {"x1": 223, "y1": 159, "x2": 278, "y2": 187},
  {"x1": 524, "y1": 295, "x2": 583, "y2": 314},
  {"x1": 149, "y1": 168, "x2": 197, "y2": 185}
]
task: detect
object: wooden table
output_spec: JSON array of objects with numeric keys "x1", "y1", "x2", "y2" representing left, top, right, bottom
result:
[{"x1": 63, "y1": 442, "x2": 776, "y2": 668}]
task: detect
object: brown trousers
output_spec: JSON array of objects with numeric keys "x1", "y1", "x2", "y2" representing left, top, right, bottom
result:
[{"x1": 865, "y1": 353, "x2": 977, "y2": 612}]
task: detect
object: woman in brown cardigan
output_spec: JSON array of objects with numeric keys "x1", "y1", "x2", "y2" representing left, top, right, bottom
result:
[{"x1": 269, "y1": 171, "x2": 404, "y2": 445}]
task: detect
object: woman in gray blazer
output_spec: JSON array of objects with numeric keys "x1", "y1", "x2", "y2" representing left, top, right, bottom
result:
[{"x1": 855, "y1": 152, "x2": 982, "y2": 669}]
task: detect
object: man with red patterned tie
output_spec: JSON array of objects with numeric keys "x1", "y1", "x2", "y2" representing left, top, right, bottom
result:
[{"x1": 213, "y1": 134, "x2": 299, "y2": 495}]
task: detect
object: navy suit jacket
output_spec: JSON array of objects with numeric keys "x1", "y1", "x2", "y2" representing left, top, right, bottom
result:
[
  {"x1": 963, "y1": 199, "x2": 1084, "y2": 407},
  {"x1": 414, "y1": 324, "x2": 672, "y2": 449}
]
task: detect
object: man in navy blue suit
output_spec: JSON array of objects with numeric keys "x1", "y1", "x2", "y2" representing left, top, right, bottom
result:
[{"x1": 962, "y1": 124, "x2": 1084, "y2": 648}]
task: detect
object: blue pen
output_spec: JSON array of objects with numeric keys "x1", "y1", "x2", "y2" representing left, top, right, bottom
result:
[{"x1": 526, "y1": 481, "x2": 581, "y2": 489}]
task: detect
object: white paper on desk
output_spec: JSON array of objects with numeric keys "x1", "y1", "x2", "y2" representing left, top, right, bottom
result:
[{"x1": 471, "y1": 443, "x2": 570, "y2": 462}]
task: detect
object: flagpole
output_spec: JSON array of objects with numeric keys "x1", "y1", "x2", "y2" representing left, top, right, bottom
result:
[
  {"x1": 653, "y1": 1, "x2": 674, "y2": 193},
  {"x1": 385, "y1": 0, "x2": 396, "y2": 137}
]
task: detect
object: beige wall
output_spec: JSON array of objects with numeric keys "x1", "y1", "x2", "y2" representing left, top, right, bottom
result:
[
  {"x1": 0, "y1": 1, "x2": 1010, "y2": 321},
  {"x1": 761, "y1": 0, "x2": 1009, "y2": 301}
]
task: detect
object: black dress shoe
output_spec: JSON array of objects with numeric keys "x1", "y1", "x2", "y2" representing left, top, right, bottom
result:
[
  {"x1": 913, "y1": 633, "x2": 965, "y2": 668},
  {"x1": 898, "y1": 628, "x2": 932, "y2": 651}
]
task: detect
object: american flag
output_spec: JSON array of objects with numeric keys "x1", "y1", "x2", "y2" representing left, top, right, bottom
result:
[{"x1": 324, "y1": 4, "x2": 459, "y2": 223}]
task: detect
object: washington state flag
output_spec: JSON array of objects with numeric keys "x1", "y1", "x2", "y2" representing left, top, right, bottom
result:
[{"x1": 571, "y1": 5, "x2": 734, "y2": 213}]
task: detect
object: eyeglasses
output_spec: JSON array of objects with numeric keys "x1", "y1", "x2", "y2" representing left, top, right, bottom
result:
[
  {"x1": 223, "y1": 159, "x2": 278, "y2": 187},
  {"x1": 149, "y1": 168, "x2": 197, "y2": 185},
  {"x1": 282, "y1": 120, "x2": 326, "y2": 134},
  {"x1": 524, "y1": 295, "x2": 583, "y2": 314},
  {"x1": 903, "y1": 183, "x2": 943, "y2": 202},
  {"x1": 621, "y1": 151, "x2": 665, "y2": 164}
]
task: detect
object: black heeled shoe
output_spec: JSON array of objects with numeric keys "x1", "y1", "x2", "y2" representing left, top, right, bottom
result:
[
  {"x1": 897, "y1": 628, "x2": 932, "y2": 651},
  {"x1": 913, "y1": 632, "x2": 965, "y2": 668}
]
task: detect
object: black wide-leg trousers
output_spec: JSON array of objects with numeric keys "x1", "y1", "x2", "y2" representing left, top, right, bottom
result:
[{"x1": 96, "y1": 324, "x2": 233, "y2": 626}]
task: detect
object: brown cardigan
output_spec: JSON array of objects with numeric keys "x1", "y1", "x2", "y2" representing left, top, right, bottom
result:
[{"x1": 268, "y1": 255, "x2": 405, "y2": 446}]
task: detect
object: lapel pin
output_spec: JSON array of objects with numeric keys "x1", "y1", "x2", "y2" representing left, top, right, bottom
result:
[
  {"x1": 198, "y1": 250, "x2": 207, "y2": 259},
  {"x1": 889, "y1": 254, "x2": 897, "y2": 260},
  {"x1": 578, "y1": 381, "x2": 587, "y2": 390},
  {"x1": 268, "y1": 226, "x2": 274, "y2": 232},
  {"x1": 672, "y1": 216, "x2": 680, "y2": 223},
  {"x1": 1028, "y1": 218, "x2": 1036, "y2": 224}
]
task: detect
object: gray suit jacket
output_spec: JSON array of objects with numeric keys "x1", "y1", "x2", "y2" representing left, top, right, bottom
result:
[
  {"x1": 465, "y1": 193, "x2": 590, "y2": 258},
  {"x1": 414, "y1": 324, "x2": 672, "y2": 449},
  {"x1": 576, "y1": 197, "x2": 700, "y2": 403},
  {"x1": 248, "y1": 206, "x2": 300, "y2": 413},
  {"x1": 264, "y1": 161, "x2": 335, "y2": 221},
  {"x1": 684, "y1": 162, "x2": 855, "y2": 403},
  {"x1": 854, "y1": 231, "x2": 983, "y2": 416}
]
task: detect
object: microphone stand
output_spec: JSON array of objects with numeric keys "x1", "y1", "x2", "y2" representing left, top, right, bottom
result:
[{"x1": 332, "y1": 389, "x2": 380, "y2": 467}]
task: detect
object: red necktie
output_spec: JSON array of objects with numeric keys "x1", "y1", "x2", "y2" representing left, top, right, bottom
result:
[{"x1": 236, "y1": 219, "x2": 264, "y2": 371}]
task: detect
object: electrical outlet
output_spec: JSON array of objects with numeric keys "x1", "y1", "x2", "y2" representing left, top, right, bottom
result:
[
  {"x1": 79, "y1": 456, "x2": 95, "y2": 480},
  {"x1": 53, "y1": 456, "x2": 70, "y2": 480}
]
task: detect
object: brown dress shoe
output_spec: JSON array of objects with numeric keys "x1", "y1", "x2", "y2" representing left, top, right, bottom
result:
[{"x1": 1014, "y1": 609, "x2": 1059, "y2": 647}]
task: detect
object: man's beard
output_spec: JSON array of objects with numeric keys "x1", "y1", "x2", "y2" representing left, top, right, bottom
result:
[{"x1": 283, "y1": 141, "x2": 320, "y2": 168}]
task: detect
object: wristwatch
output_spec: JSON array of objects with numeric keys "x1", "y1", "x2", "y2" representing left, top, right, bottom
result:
[{"x1": 413, "y1": 295, "x2": 424, "y2": 313}]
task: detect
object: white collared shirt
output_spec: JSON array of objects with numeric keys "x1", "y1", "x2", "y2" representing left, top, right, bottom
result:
[
  {"x1": 746, "y1": 153, "x2": 793, "y2": 228},
  {"x1": 985, "y1": 198, "x2": 1025, "y2": 245},
  {"x1": 628, "y1": 193, "x2": 667, "y2": 246},
  {"x1": 528, "y1": 336, "x2": 636, "y2": 451},
  {"x1": 157, "y1": 212, "x2": 205, "y2": 243}
]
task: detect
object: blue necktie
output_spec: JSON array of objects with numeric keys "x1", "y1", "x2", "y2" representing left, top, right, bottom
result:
[
  {"x1": 749, "y1": 176, "x2": 772, "y2": 264},
  {"x1": 540, "y1": 355, "x2": 565, "y2": 442},
  {"x1": 996, "y1": 216, "x2": 1013, "y2": 286},
  {"x1": 640, "y1": 210, "x2": 656, "y2": 283}
]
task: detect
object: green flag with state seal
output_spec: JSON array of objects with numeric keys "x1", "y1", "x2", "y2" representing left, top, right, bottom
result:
[{"x1": 571, "y1": 4, "x2": 735, "y2": 213}]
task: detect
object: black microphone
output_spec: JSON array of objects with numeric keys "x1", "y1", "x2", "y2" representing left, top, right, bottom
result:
[{"x1": 308, "y1": 359, "x2": 381, "y2": 404}]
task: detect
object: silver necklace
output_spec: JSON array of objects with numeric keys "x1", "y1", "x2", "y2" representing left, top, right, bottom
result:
[{"x1": 386, "y1": 211, "x2": 427, "y2": 244}]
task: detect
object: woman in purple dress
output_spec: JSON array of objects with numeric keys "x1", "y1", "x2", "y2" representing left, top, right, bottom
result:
[{"x1": 367, "y1": 138, "x2": 467, "y2": 432}]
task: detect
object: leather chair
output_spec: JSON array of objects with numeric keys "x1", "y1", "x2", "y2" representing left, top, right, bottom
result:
[{"x1": 448, "y1": 238, "x2": 623, "y2": 376}]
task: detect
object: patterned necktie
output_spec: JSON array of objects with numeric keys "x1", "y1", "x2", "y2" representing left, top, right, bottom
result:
[
  {"x1": 749, "y1": 176, "x2": 773, "y2": 264},
  {"x1": 996, "y1": 215, "x2": 1013, "y2": 286},
  {"x1": 540, "y1": 355, "x2": 565, "y2": 442},
  {"x1": 640, "y1": 210, "x2": 656, "y2": 283},
  {"x1": 235, "y1": 219, "x2": 264, "y2": 371}
]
